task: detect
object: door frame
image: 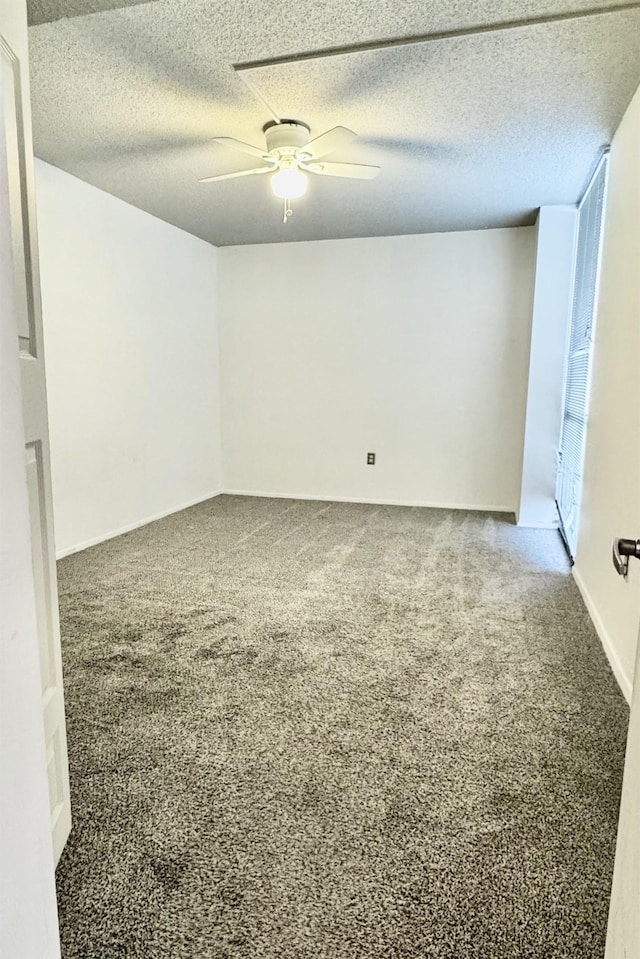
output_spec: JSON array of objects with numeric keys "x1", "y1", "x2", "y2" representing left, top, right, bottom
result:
[
  {"x1": 0, "y1": 1, "x2": 62, "y2": 955},
  {"x1": 0, "y1": 283, "x2": 62, "y2": 958}
]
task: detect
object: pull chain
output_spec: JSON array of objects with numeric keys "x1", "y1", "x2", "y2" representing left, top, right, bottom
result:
[{"x1": 283, "y1": 198, "x2": 293, "y2": 223}]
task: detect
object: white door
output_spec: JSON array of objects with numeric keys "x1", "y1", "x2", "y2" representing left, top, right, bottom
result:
[
  {"x1": 0, "y1": 1, "x2": 70, "y2": 863},
  {"x1": 606, "y1": 611, "x2": 640, "y2": 957}
]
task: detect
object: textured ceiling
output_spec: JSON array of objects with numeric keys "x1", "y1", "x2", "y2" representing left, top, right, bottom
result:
[
  {"x1": 27, "y1": 0, "x2": 158, "y2": 27},
  {"x1": 27, "y1": 1, "x2": 640, "y2": 245}
]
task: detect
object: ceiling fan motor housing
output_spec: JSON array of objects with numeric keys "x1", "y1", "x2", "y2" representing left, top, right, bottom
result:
[{"x1": 263, "y1": 120, "x2": 310, "y2": 158}]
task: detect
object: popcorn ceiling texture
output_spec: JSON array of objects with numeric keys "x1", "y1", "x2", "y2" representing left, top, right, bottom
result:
[
  {"x1": 27, "y1": 0, "x2": 157, "y2": 26},
  {"x1": 54, "y1": 495, "x2": 627, "y2": 958},
  {"x1": 26, "y1": 1, "x2": 640, "y2": 244}
]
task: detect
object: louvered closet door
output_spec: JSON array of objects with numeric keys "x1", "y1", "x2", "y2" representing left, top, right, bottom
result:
[
  {"x1": 556, "y1": 155, "x2": 608, "y2": 558},
  {"x1": 1, "y1": 17, "x2": 71, "y2": 863}
]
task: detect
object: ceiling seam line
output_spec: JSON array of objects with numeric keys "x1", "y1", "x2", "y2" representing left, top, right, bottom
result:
[{"x1": 232, "y1": 1, "x2": 640, "y2": 71}]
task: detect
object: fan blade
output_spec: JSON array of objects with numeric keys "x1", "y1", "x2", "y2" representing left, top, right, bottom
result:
[
  {"x1": 303, "y1": 126, "x2": 357, "y2": 160},
  {"x1": 212, "y1": 136, "x2": 271, "y2": 161},
  {"x1": 199, "y1": 165, "x2": 275, "y2": 183},
  {"x1": 302, "y1": 161, "x2": 380, "y2": 180}
]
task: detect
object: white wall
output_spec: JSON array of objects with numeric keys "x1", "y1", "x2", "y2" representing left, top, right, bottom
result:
[
  {"x1": 518, "y1": 206, "x2": 577, "y2": 528},
  {"x1": 219, "y1": 228, "x2": 536, "y2": 511},
  {"x1": 573, "y1": 85, "x2": 640, "y2": 701},
  {"x1": 35, "y1": 161, "x2": 222, "y2": 557}
]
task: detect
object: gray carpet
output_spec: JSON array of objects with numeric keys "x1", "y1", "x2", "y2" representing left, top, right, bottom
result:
[{"x1": 55, "y1": 496, "x2": 628, "y2": 959}]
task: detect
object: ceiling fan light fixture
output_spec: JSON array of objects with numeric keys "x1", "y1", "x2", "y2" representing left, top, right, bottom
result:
[
  {"x1": 270, "y1": 167, "x2": 308, "y2": 200},
  {"x1": 201, "y1": 122, "x2": 379, "y2": 222}
]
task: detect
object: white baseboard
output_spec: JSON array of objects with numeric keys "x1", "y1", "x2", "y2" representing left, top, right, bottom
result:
[
  {"x1": 572, "y1": 566, "x2": 633, "y2": 704},
  {"x1": 222, "y1": 489, "x2": 515, "y2": 514},
  {"x1": 55, "y1": 491, "x2": 223, "y2": 559}
]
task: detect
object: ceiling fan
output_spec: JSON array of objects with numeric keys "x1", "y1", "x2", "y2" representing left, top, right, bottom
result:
[{"x1": 199, "y1": 120, "x2": 380, "y2": 222}]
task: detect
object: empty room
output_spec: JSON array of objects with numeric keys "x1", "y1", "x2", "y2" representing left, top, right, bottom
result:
[{"x1": 2, "y1": 0, "x2": 640, "y2": 957}]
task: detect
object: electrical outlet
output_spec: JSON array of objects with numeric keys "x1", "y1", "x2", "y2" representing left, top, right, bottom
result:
[{"x1": 367, "y1": 452, "x2": 375, "y2": 465}]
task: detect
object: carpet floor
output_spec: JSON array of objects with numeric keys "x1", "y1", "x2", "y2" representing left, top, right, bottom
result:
[{"x1": 55, "y1": 496, "x2": 628, "y2": 959}]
